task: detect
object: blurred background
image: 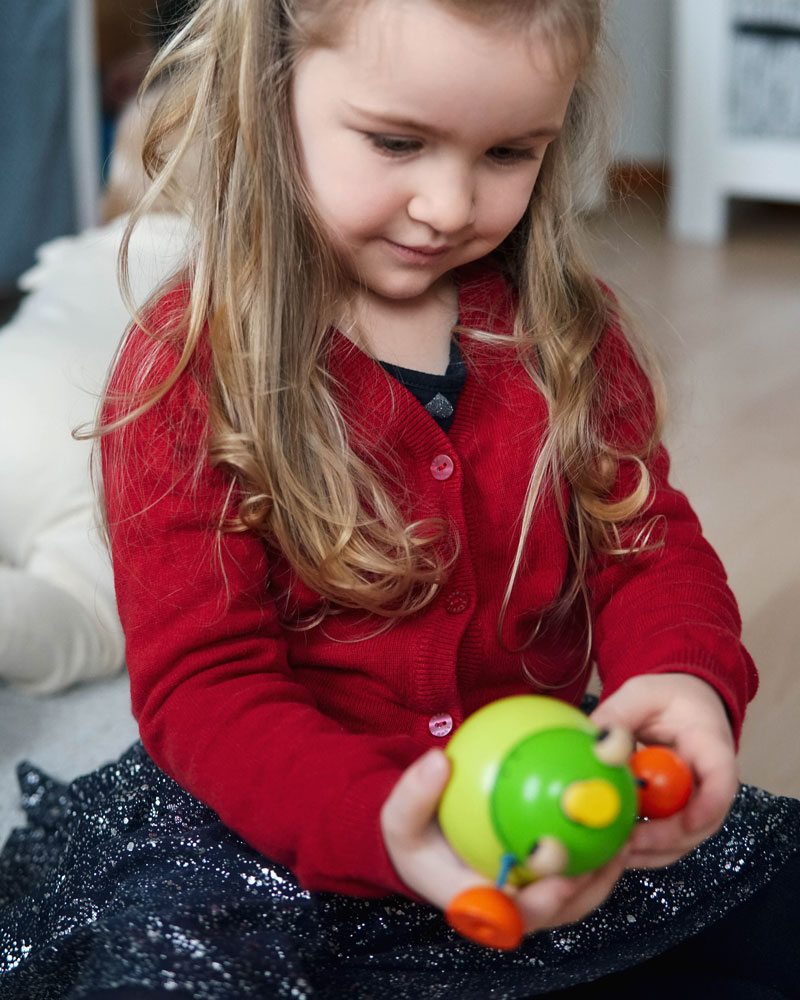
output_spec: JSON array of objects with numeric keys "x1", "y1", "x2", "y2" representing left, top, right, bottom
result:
[
  {"x1": 0, "y1": 0, "x2": 192, "y2": 306},
  {"x1": 0, "y1": 0, "x2": 798, "y2": 833}
]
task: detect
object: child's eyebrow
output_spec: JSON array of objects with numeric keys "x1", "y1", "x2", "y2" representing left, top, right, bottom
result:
[{"x1": 344, "y1": 103, "x2": 562, "y2": 143}]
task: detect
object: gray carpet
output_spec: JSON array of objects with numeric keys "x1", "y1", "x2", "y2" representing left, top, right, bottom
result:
[{"x1": 0, "y1": 671, "x2": 138, "y2": 846}]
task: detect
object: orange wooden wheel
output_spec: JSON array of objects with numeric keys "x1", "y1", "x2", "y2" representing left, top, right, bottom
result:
[
  {"x1": 445, "y1": 886, "x2": 524, "y2": 950},
  {"x1": 631, "y1": 746, "x2": 693, "y2": 819}
]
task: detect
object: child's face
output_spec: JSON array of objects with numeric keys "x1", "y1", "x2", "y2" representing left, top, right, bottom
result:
[{"x1": 292, "y1": 0, "x2": 577, "y2": 309}]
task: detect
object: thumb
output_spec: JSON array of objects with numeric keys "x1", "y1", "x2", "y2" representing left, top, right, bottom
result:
[
  {"x1": 590, "y1": 694, "x2": 635, "y2": 733},
  {"x1": 381, "y1": 749, "x2": 451, "y2": 842}
]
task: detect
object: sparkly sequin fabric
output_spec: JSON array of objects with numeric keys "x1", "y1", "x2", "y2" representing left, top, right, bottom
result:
[{"x1": 1, "y1": 743, "x2": 798, "y2": 1000}]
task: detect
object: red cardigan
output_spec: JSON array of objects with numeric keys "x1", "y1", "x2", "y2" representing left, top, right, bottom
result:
[{"x1": 103, "y1": 264, "x2": 757, "y2": 898}]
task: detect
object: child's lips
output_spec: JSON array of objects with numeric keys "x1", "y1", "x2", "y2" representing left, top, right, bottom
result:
[{"x1": 383, "y1": 239, "x2": 452, "y2": 261}]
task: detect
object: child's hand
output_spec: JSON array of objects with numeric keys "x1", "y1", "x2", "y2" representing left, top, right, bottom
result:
[
  {"x1": 381, "y1": 749, "x2": 626, "y2": 936},
  {"x1": 591, "y1": 672, "x2": 739, "y2": 869}
]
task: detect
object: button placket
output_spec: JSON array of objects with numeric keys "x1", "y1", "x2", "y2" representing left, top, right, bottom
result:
[{"x1": 422, "y1": 447, "x2": 461, "y2": 744}]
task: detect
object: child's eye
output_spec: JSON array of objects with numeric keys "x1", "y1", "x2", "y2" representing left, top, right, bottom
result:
[
  {"x1": 487, "y1": 146, "x2": 537, "y2": 165},
  {"x1": 367, "y1": 134, "x2": 422, "y2": 157}
]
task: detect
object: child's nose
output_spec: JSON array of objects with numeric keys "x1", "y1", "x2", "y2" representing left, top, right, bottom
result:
[{"x1": 407, "y1": 162, "x2": 475, "y2": 235}]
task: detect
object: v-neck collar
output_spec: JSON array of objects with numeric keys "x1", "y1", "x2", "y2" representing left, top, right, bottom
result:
[{"x1": 326, "y1": 261, "x2": 518, "y2": 452}]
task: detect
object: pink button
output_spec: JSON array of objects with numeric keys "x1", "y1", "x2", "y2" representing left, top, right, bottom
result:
[
  {"x1": 430, "y1": 454, "x2": 454, "y2": 481},
  {"x1": 429, "y1": 713, "x2": 453, "y2": 738}
]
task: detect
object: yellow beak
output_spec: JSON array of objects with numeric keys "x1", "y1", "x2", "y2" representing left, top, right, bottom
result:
[{"x1": 562, "y1": 779, "x2": 621, "y2": 828}]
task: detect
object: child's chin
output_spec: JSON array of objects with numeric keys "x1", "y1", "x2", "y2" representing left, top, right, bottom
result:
[{"x1": 361, "y1": 269, "x2": 453, "y2": 304}]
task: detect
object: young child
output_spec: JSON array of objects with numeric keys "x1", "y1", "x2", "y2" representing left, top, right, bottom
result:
[{"x1": 1, "y1": 1, "x2": 798, "y2": 997}]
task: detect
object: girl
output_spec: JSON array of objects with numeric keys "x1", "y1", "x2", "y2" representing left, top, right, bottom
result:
[{"x1": 1, "y1": 1, "x2": 798, "y2": 997}]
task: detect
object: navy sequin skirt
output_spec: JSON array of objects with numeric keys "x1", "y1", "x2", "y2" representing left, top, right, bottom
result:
[{"x1": 1, "y1": 742, "x2": 799, "y2": 1000}]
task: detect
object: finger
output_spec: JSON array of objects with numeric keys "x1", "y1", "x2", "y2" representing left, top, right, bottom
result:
[
  {"x1": 678, "y1": 732, "x2": 738, "y2": 835},
  {"x1": 381, "y1": 752, "x2": 489, "y2": 911},
  {"x1": 594, "y1": 726, "x2": 635, "y2": 766},
  {"x1": 623, "y1": 780, "x2": 734, "y2": 869},
  {"x1": 516, "y1": 857, "x2": 625, "y2": 934},
  {"x1": 399, "y1": 824, "x2": 491, "y2": 911},
  {"x1": 626, "y1": 814, "x2": 688, "y2": 854},
  {"x1": 590, "y1": 687, "x2": 657, "y2": 737},
  {"x1": 556, "y1": 857, "x2": 627, "y2": 926},
  {"x1": 526, "y1": 837, "x2": 569, "y2": 878},
  {"x1": 624, "y1": 805, "x2": 722, "y2": 860},
  {"x1": 381, "y1": 749, "x2": 451, "y2": 845},
  {"x1": 622, "y1": 817, "x2": 698, "y2": 868}
]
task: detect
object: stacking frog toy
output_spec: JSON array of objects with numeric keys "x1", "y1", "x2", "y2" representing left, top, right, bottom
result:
[{"x1": 438, "y1": 695, "x2": 693, "y2": 950}]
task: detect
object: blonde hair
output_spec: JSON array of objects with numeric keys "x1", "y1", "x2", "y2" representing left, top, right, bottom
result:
[{"x1": 103, "y1": 0, "x2": 664, "y2": 658}]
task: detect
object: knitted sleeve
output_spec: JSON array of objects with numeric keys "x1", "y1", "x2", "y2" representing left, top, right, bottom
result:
[{"x1": 586, "y1": 321, "x2": 758, "y2": 742}]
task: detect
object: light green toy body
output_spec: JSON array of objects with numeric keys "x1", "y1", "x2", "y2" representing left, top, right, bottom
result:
[{"x1": 438, "y1": 695, "x2": 639, "y2": 883}]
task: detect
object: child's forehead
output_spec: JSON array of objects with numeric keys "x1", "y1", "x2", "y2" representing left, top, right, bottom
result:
[
  {"x1": 306, "y1": 0, "x2": 586, "y2": 74},
  {"x1": 292, "y1": 0, "x2": 578, "y2": 141},
  {"x1": 303, "y1": 0, "x2": 592, "y2": 65}
]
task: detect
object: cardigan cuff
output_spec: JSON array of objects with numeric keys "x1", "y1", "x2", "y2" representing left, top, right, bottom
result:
[{"x1": 599, "y1": 646, "x2": 758, "y2": 747}]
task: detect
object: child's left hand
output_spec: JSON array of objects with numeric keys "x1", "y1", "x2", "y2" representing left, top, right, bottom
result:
[{"x1": 590, "y1": 672, "x2": 739, "y2": 869}]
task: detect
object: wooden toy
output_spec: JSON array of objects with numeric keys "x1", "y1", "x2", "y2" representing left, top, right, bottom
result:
[{"x1": 438, "y1": 695, "x2": 692, "y2": 949}]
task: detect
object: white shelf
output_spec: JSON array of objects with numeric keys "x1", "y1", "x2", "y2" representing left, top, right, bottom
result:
[{"x1": 669, "y1": 0, "x2": 800, "y2": 243}]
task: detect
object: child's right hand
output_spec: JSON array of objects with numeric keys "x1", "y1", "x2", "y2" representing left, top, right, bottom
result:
[{"x1": 380, "y1": 748, "x2": 626, "y2": 937}]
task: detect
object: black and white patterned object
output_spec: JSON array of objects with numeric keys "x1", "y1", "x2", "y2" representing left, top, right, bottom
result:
[
  {"x1": 734, "y1": 0, "x2": 800, "y2": 30},
  {"x1": 380, "y1": 338, "x2": 467, "y2": 433},
  {"x1": 731, "y1": 0, "x2": 800, "y2": 137},
  {"x1": 424, "y1": 392, "x2": 455, "y2": 423}
]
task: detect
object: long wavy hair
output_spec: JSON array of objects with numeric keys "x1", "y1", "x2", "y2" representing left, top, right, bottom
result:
[{"x1": 101, "y1": 0, "x2": 664, "y2": 654}]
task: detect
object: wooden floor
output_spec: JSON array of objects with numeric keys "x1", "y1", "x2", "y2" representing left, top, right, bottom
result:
[{"x1": 587, "y1": 195, "x2": 800, "y2": 797}]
